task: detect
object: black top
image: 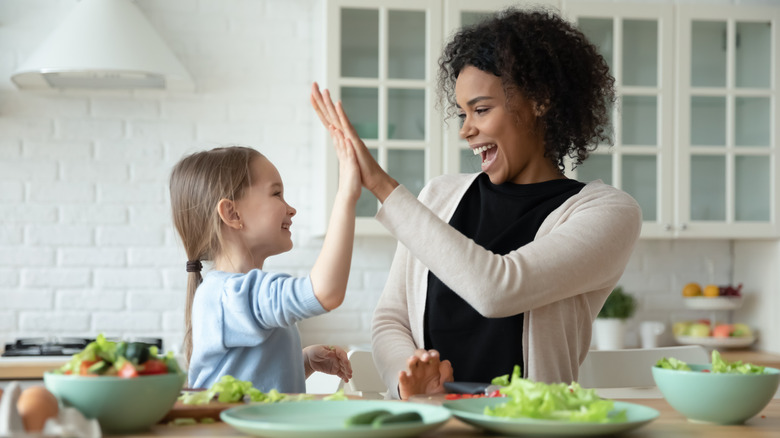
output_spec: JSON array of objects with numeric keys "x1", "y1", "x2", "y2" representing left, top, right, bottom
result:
[{"x1": 424, "y1": 173, "x2": 585, "y2": 383}]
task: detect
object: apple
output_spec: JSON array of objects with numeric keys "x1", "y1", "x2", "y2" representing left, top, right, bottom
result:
[
  {"x1": 712, "y1": 324, "x2": 733, "y2": 338},
  {"x1": 731, "y1": 323, "x2": 753, "y2": 338},
  {"x1": 673, "y1": 321, "x2": 691, "y2": 337},
  {"x1": 687, "y1": 323, "x2": 711, "y2": 337}
]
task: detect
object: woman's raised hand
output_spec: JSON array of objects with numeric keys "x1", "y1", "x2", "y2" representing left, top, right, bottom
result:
[{"x1": 311, "y1": 82, "x2": 398, "y2": 202}]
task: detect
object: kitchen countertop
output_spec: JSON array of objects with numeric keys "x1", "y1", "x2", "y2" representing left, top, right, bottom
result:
[
  {"x1": 3, "y1": 348, "x2": 778, "y2": 381},
  {"x1": 0, "y1": 356, "x2": 68, "y2": 379},
  {"x1": 113, "y1": 397, "x2": 780, "y2": 437}
]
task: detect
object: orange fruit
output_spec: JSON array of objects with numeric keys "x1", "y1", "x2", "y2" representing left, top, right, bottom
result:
[
  {"x1": 703, "y1": 284, "x2": 720, "y2": 297},
  {"x1": 682, "y1": 282, "x2": 702, "y2": 297}
]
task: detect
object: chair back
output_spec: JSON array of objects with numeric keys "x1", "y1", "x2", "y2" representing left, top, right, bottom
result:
[
  {"x1": 305, "y1": 371, "x2": 343, "y2": 394},
  {"x1": 578, "y1": 345, "x2": 709, "y2": 388},
  {"x1": 346, "y1": 348, "x2": 386, "y2": 399}
]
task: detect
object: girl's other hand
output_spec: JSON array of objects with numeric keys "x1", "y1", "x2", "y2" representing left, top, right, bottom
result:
[
  {"x1": 304, "y1": 345, "x2": 353, "y2": 383},
  {"x1": 398, "y1": 349, "x2": 453, "y2": 400},
  {"x1": 311, "y1": 82, "x2": 398, "y2": 202},
  {"x1": 330, "y1": 126, "x2": 361, "y2": 204}
]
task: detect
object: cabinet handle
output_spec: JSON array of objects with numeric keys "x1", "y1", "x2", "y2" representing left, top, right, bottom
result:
[
  {"x1": 664, "y1": 224, "x2": 673, "y2": 231},
  {"x1": 680, "y1": 223, "x2": 688, "y2": 231}
]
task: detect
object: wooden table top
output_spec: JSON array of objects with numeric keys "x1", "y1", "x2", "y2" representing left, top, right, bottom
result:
[{"x1": 121, "y1": 397, "x2": 780, "y2": 437}]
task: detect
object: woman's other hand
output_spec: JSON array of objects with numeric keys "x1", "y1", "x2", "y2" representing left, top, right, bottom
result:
[
  {"x1": 398, "y1": 349, "x2": 453, "y2": 400},
  {"x1": 311, "y1": 82, "x2": 398, "y2": 202},
  {"x1": 303, "y1": 345, "x2": 353, "y2": 383}
]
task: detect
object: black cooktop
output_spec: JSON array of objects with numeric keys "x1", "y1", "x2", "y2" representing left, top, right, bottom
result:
[{"x1": 1, "y1": 337, "x2": 163, "y2": 357}]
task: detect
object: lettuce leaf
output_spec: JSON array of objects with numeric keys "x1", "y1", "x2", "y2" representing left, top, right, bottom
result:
[
  {"x1": 483, "y1": 365, "x2": 625, "y2": 423},
  {"x1": 710, "y1": 350, "x2": 766, "y2": 374},
  {"x1": 656, "y1": 350, "x2": 767, "y2": 375},
  {"x1": 655, "y1": 357, "x2": 691, "y2": 371}
]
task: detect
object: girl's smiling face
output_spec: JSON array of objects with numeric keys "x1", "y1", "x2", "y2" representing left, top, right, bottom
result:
[
  {"x1": 455, "y1": 65, "x2": 561, "y2": 185},
  {"x1": 235, "y1": 155, "x2": 297, "y2": 263}
]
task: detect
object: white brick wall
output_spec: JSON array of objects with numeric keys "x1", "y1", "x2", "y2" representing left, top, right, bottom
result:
[{"x1": 0, "y1": 0, "x2": 772, "y2": 357}]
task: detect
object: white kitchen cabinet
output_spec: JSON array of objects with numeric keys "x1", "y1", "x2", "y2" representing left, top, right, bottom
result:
[
  {"x1": 323, "y1": 0, "x2": 557, "y2": 235},
  {"x1": 564, "y1": 2, "x2": 675, "y2": 238},
  {"x1": 565, "y1": 2, "x2": 779, "y2": 239},
  {"x1": 675, "y1": 5, "x2": 779, "y2": 238}
]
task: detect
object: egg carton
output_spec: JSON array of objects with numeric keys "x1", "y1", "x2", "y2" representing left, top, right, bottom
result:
[{"x1": 0, "y1": 381, "x2": 101, "y2": 437}]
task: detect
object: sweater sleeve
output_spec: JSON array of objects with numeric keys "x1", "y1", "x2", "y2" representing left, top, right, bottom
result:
[
  {"x1": 371, "y1": 240, "x2": 419, "y2": 399},
  {"x1": 375, "y1": 182, "x2": 641, "y2": 319}
]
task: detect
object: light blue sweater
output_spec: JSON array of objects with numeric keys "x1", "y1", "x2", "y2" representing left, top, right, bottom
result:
[{"x1": 187, "y1": 269, "x2": 326, "y2": 392}]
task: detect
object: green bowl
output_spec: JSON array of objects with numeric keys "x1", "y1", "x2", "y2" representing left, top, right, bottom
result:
[
  {"x1": 44, "y1": 371, "x2": 185, "y2": 433},
  {"x1": 652, "y1": 364, "x2": 780, "y2": 424}
]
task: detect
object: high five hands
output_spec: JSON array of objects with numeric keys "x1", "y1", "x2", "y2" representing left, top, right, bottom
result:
[{"x1": 310, "y1": 83, "x2": 398, "y2": 203}]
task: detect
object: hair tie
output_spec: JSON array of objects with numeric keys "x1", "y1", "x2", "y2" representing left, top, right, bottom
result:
[{"x1": 186, "y1": 260, "x2": 202, "y2": 273}]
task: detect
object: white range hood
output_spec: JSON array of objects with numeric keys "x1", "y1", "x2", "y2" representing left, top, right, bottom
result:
[{"x1": 11, "y1": 0, "x2": 193, "y2": 91}]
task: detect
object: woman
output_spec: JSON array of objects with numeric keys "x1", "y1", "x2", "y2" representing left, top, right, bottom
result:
[{"x1": 311, "y1": 6, "x2": 641, "y2": 400}]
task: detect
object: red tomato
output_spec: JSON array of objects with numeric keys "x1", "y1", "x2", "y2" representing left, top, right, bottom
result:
[
  {"x1": 79, "y1": 360, "x2": 99, "y2": 376},
  {"x1": 117, "y1": 362, "x2": 139, "y2": 378},
  {"x1": 139, "y1": 359, "x2": 168, "y2": 375}
]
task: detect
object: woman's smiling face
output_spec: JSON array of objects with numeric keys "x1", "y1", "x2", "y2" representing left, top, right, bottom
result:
[{"x1": 455, "y1": 65, "x2": 560, "y2": 185}]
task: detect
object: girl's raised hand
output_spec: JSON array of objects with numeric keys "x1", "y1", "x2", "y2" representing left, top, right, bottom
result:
[{"x1": 329, "y1": 126, "x2": 361, "y2": 203}]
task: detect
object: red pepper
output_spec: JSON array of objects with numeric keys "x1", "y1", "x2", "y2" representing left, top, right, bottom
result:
[
  {"x1": 79, "y1": 360, "x2": 99, "y2": 376},
  {"x1": 139, "y1": 359, "x2": 168, "y2": 375},
  {"x1": 117, "y1": 361, "x2": 139, "y2": 378}
]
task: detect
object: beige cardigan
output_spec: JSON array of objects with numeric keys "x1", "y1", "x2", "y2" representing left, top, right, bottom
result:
[{"x1": 371, "y1": 173, "x2": 642, "y2": 399}]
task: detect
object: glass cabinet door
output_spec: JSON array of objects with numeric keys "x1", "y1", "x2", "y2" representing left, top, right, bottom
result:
[
  {"x1": 677, "y1": 5, "x2": 778, "y2": 238},
  {"x1": 327, "y1": 0, "x2": 443, "y2": 233},
  {"x1": 565, "y1": 3, "x2": 675, "y2": 238}
]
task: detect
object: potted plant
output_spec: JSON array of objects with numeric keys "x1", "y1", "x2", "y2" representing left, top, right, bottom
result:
[{"x1": 593, "y1": 286, "x2": 637, "y2": 350}]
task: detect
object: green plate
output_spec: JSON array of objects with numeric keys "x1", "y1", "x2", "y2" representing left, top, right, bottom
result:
[
  {"x1": 443, "y1": 398, "x2": 659, "y2": 436},
  {"x1": 220, "y1": 400, "x2": 451, "y2": 438}
]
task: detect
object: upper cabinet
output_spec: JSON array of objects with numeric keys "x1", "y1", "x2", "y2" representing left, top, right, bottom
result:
[
  {"x1": 675, "y1": 5, "x2": 778, "y2": 238},
  {"x1": 564, "y1": 3, "x2": 675, "y2": 238},
  {"x1": 323, "y1": 0, "x2": 555, "y2": 235},
  {"x1": 565, "y1": 2, "x2": 779, "y2": 239},
  {"x1": 324, "y1": 0, "x2": 778, "y2": 238},
  {"x1": 324, "y1": 0, "x2": 443, "y2": 235}
]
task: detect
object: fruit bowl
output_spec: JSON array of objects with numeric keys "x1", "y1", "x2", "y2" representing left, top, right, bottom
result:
[
  {"x1": 44, "y1": 371, "x2": 185, "y2": 433},
  {"x1": 674, "y1": 334, "x2": 756, "y2": 349},
  {"x1": 682, "y1": 296, "x2": 742, "y2": 310},
  {"x1": 652, "y1": 364, "x2": 779, "y2": 424}
]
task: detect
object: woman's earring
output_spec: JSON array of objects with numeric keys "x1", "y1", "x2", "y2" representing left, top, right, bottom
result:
[{"x1": 239, "y1": 223, "x2": 243, "y2": 230}]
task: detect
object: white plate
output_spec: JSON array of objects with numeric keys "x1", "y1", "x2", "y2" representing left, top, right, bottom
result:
[
  {"x1": 443, "y1": 399, "x2": 659, "y2": 436},
  {"x1": 683, "y1": 296, "x2": 742, "y2": 310},
  {"x1": 675, "y1": 335, "x2": 755, "y2": 348}
]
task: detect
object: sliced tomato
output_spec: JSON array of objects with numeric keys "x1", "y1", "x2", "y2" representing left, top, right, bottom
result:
[
  {"x1": 139, "y1": 359, "x2": 168, "y2": 375},
  {"x1": 79, "y1": 360, "x2": 99, "y2": 376},
  {"x1": 117, "y1": 361, "x2": 139, "y2": 378}
]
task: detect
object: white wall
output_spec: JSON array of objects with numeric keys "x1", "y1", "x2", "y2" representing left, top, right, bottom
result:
[{"x1": 0, "y1": 0, "x2": 777, "y2": 356}]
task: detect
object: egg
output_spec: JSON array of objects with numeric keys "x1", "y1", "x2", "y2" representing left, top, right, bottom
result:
[{"x1": 16, "y1": 386, "x2": 59, "y2": 432}]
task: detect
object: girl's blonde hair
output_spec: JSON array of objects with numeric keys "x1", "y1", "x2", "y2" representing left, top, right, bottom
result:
[{"x1": 169, "y1": 146, "x2": 263, "y2": 364}]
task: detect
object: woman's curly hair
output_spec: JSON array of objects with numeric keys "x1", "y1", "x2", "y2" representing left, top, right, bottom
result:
[{"x1": 438, "y1": 7, "x2": 615, "y2": 172}]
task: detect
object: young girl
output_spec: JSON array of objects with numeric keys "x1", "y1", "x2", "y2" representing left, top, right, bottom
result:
[{"x1": 170, "y1": 128, "x2": 358, "y2": 392}]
